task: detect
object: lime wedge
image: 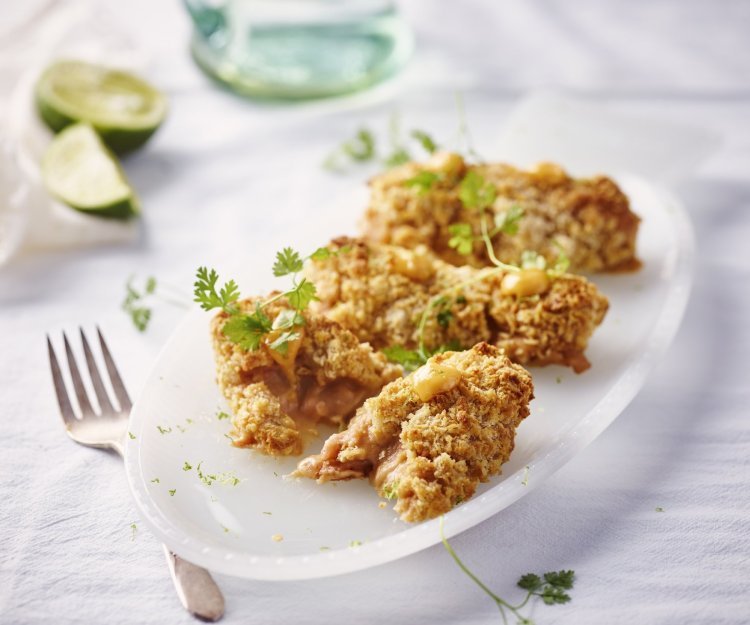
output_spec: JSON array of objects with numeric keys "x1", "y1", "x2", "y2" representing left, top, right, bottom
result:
[
  {"x1": 41, "y1": 122, "x2": 140, "y2": 219},
  {"x1": 36, "y1": 59, "x2": 167, "y2": 154}
]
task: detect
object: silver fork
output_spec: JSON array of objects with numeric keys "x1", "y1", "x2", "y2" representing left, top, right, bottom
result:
[{"x1": 47, "y1": 327, "x2": 225, "y2": 622}]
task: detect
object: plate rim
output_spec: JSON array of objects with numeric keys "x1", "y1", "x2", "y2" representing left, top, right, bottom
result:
[{"x1": 125, "y1": 172, "x2": 694, "y2": 580}]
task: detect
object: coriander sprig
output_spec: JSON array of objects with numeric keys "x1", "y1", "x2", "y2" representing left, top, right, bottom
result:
[
  {"x1": 323, "y1": 114, "x2": 439, "y2": 171},
  {"x1": 322, "y1": 128, "x2": 376, "y2": 171},
  {"x1": 195, "y1": 245, "x2": 344, "y2": 355},
  {"x1": 194, "y1": 267, "x2": 240, "y2": 314},
  {"x1": 122, "y1": 276, "x2": 156, "y2": 331},
  {"x1": 440, "y1": 518, "x2": 575, "y2": 624},
  {"x1": 123, "y1": 275, "x2": 189, "y2": 332}
]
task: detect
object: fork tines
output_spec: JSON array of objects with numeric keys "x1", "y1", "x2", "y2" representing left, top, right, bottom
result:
[{"x1": 47, "y1": 327, "x2": 132, "y2": 424}]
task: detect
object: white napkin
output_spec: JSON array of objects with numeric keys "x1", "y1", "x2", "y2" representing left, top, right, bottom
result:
[{"x1": 0, "y1": 0, "x2": 150, "y2": 268}]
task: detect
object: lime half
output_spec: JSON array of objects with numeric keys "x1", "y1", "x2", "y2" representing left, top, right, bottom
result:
[
  {"x1": 36, "y1": 60, "x2": 167, "y2": 154},
  {"x1": 42, "y1": 122, "x2": 140, "y2": 219}
]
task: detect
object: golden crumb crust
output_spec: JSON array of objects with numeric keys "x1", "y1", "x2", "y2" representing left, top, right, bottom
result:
[
  {"x1": 362, "y1": 153, "x2": 641, "y2": 274},
  {"x1": 211, "y1": 296, "x2": 402, "y2": 456},
  {"x1": 294, "y1": 343, "x2": 534, "y2": 522},
  {"x1": 306, "y1": 238, "x2": 608, "y2": 372}
]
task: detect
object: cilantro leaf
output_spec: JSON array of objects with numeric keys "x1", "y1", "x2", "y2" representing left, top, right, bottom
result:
[
  {"x1": 517, "y1": 573, "x2": 542, "y2": 591},
  {"x1": 323, "y1": 128, "x2": 376, "y2": 170},
  {"x1": 440, "y1": 516, "x2": 576, "y2": 624},
  {"x1": 309, "y1": 247, "x2": 332, "y2": 261},
  {"x1": 382, "y1": 481, "x2": 400, "y2": 500},
  {"x1": 411, "y1": 130, "x2": 438, "y2": 154},
  {"x1": 273, "y1": 248, "x2": 304, "y2": 277},
  {"x1": 403, "y1": 171, "x2": 441, "y2": 195},
  {"x1": 384, "y1": 148, "x2": 411, "y2": 168},
  {"x1": 436, "y1": 309, "x2": 453, "y2": 328},
  {"x1": 543, "y1": 570, "x2": 575, "y2": 590},
  {"x1": 448, "y1": 223, "x2": 475, "y2": 256},
  {"x1": 520, "y1": 250, "x2": 547, "y2": 270},
  {"x1": 129, "y1": 306, "x2": 151, "y2": 332},
  {"x1": 431, "y1": 340, "x2": 463, "y2": 355},
  {"x1": 344, "y1": 129, "x2": 376, "y2": 161},
  {"x1": 494, "y1": 204, "x2": 524, "y2": 235},
  {"x1": 286, "y1": 279, "x2": 317, "y2": 311},
  {"x1": 548, "y1": 241, "x2": 571, "y2": 276},
  {"x1": 267, "y1": 330, "x2": 301, "y2": 355},
  {"x1": 221, "y1": 305, "x2": 272, "y2": 351},
  {"x1": 194, "y1": 267, "x2": 239, "y2": 313},
  {"x1": 458, "y1": 170, "x2": 496, "y2": 210},
  {"x1": 540, "y1": 586, "x2": 571, "y2": 605},
  {"x1": 382, "y1": 346, "x2": 425, "y2": 372},
  {"x1": 122, "y1": 276, "x2": 157, "y2": 332},
  {"x1": 272, "y1": 309, "x2": 305, "y2": 330}
]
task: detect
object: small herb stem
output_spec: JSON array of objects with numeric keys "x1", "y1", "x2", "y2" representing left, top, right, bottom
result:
[
  {"x1": 480, "y1": 212, "x2": 518, "y2": 272},
  {"x1": 261, "y1": 291, "x2": 286, "y2": 309},
  {"x1": 511, "y1": 591, "x2": 534, "y2": 610},
  {"x1": 415, "y1": 264, "x2": 508, "y2": 355},
  {"x1": 440, "y1": 518, "x2": 518, "y2": 617},
  {"x1": 454, "y1": 93, "x2": 482, "y2": 163}
]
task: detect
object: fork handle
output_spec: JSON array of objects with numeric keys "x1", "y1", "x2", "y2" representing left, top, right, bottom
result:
[{"x1": 163, "y1": 546, "x2": 225, "y2": 621}]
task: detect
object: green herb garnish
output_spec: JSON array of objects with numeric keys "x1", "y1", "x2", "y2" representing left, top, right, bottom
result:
[
  {"x1": 403, "y1": 171, "x2": 441, "y2": 195},
  {"x1": 440, "y1": 518, "x2": 575, "y2": 622},
  {"x1": 323, "y1": 128, "x2": 377, "y2": 170},
  {"x1": 168, "y1": 489, "x2": 176, "y2": 496},
  {"x1": 216, "y1": 411, "x2": 230, "y2": 421},
  {"x1": 122, "y1": 275, "x2": 157, "y2": 331},
  {"x1": 459, "y1": 170, "x2": 496, "y2": 211},
  {"x1": 382, "y1": 481, "x2": 400, "y2": 500},
  {"x1": 383, "y1": 112, "x2": 412, "y2": 167},
  {"x1": 411, "y1": 129, "x2": 438, "y2": 154},
  {"x1": 448, "y1": 222, "x2": 475, "y2": 256},
  {"x1": 195, "y1": 244, "x2": 344, "y2": 356},
  {"x1": 195, "y1": 461, "x2": 240, "y2": 487},
  {"x1": 272, "y1": 247, "x2": 304, "y2": 277},
  {"x1": 193, "y1": 267, "x2": 240, "y2": 314},
  {"x1": 221, "y1": 303, "x2": 272, "y2": 351}
]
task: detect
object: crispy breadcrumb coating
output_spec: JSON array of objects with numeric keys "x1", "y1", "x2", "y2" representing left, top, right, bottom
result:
[
  {"x1": 362, "y1": 152, "x2": 641, "y2": 273},
  {"x1": 211, "y1": 296, "x2": 402, "y2": 456},
  {"x1": 294, "y1": 343, "x2": 534, "y2": 523},
  {"x1": 306, "y1": 238, "x2": 608, "y2": 372}
]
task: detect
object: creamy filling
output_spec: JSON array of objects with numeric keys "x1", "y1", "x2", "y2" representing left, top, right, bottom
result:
[
  {"x1": 253, "y1": 366, "x2": 372, "y2": 426},
  {"x1": 293, "y1": 404, "x2": 405, "y2": 486}
]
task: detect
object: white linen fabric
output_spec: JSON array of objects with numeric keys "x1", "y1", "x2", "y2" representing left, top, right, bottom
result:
[{"x1": 1, "y1": 1, "x2": 749, "y2": 624}]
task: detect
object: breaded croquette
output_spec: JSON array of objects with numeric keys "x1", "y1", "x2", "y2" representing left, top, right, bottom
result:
[
  {"x1": 306, "y1": 238, "x2": 609, "y2": 373},
  {"x1": 294, "y1": 343, "x2": 534, "y2": 523},
  {"x1": 362, "y1": 152, "x2": 641, "y2": 273},
  {"x1": 211, "y1": 296, "x2": 402, "y2": 456}
]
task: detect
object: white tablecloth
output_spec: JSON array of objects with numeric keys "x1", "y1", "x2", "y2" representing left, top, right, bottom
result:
[{"x1": 1, "y1": 1, "x2": 749, "y2": 624}]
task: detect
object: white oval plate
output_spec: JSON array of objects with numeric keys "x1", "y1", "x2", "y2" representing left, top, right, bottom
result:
[{"x1": 125, "y1": 173, "x2": 693, "y2": 580}]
